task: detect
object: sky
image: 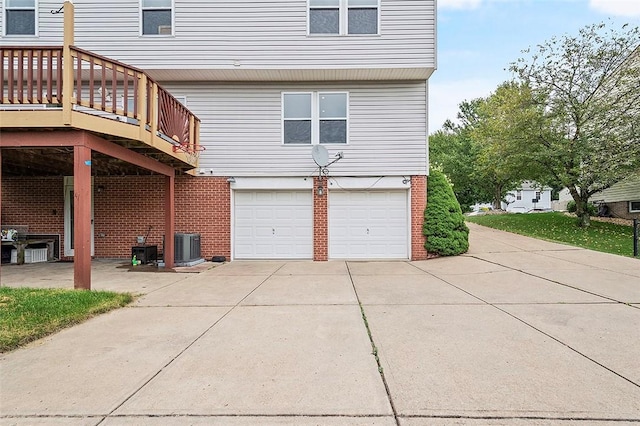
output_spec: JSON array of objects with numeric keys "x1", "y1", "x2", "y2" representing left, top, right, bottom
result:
[{"x1": 430, "y1": 0, "x2": 640, "y2": 132}]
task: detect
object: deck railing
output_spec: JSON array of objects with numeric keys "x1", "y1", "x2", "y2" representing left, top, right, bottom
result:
[{"x1": 1, "y1": 46, "x2": 201, "y2": 159}]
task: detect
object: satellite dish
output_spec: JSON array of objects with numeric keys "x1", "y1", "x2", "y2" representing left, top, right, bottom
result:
[{"x1": 311, "y1": 145, "x2": 330, "y2": 167}]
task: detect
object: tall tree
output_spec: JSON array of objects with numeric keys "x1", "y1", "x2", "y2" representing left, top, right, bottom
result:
[
  {"x1": 509, "y1": 22, "x2": 640, "y2": 227},
  {"x1": 429, "y1": 99, "x2": 497, "y2": 210},
  {"x1": 473, "y1": 81, "x2": 544, "y2": 208}
]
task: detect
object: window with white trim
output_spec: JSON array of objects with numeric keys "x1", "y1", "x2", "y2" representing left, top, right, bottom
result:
[
  {"x1": 283, "y1": 92, "x2": 348, "y2": 145},
  {"x1": 630, "y1": 201, "x2": 640, "y2": 213},
  {"x1": 309, "y1": 0, "x2": 379, "y2": 35},
  {"x1": 141, "y1": 0, "x2": 173, "y2": 36},
  {"x1": 4, "y1": 0, "x2": 36, "y2": 36},
  {"x1": 516, "y1": 190, "x2": 522, "y2": 201}
]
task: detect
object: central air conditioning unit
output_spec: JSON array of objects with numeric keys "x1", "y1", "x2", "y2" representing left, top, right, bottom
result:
[{"x1": 174, "y1": 233, "x2": 202, "y2": 266}]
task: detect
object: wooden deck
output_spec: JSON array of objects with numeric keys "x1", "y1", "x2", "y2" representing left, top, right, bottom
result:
[{"x1": 1, "y1": 45, "x2": 202, "y2": 172}]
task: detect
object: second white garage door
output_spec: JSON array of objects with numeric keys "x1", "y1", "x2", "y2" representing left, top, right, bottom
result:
[
  {"x1": 329, "y1": 190, "x2": 409, "y2": 259},
  {"x1": 234, "y1": 191, "x2": 313, "y2": 259}
]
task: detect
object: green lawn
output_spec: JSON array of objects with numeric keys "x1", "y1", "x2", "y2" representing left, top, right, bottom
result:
[
  {"x1": 0, "y1": 287, "x2": 133, "y2": 353},
  {"x1": 466, "y1": 212, "x2": 638, "y2": 257}
]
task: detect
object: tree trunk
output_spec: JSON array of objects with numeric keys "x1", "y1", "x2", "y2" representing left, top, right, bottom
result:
[
  {"x1": 492, "y1": 184, "x2": 503, "y2": 210},
  {"x1": 567, "y1": 185, "x2": 591, "y2": 228}
]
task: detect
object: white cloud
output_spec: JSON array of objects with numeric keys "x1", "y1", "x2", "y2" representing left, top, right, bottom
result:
[
  {"x1": 439, "y1": 0, "x2": 483, "y2": 10},
  {"x1": 428, "y1": 78, "x2": 498, "y2": 132},
  {"x1": 589, "y1": 0, "x2": 640, "y2": 17}
]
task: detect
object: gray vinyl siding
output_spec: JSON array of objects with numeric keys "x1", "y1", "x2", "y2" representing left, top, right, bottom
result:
[
  {"x1": 591, "y1": 175, "x2": 640, "y2": 203},
  {"x1": 164, "y1": 81, "x2": 428, "y2": 176},
  {"x1": 1, "y1": 0, "x2": 435, "y2": 74}
]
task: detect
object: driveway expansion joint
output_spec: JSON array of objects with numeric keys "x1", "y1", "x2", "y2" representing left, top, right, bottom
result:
[
  {"x1": 346, "y1": 261, "x2": 401, "y2": 426},
  {"x1": 96, "y1": 263, "x2": 287, "y2": 423}
]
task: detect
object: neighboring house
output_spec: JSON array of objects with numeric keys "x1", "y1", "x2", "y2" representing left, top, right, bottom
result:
[
  {"x1": 553, "y1": 188, "x2": 574, "y2": 212},
  {"x1": 590, "y1": 174, "x2": 640, "y2": 220},
  {"x1": 1, "y1": 1, "x2": 435, "y2": 287},
  {"x1": 502, "y1": 182, "x2": 552, "y2": 213}
]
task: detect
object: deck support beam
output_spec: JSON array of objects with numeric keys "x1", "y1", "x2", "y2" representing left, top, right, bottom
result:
[
  {"x1": 164, "y1": 175, "x2": 175, "y2": 269},
  {"x1": 73, "y1": 145, "x2": 92, "y2": 290}
]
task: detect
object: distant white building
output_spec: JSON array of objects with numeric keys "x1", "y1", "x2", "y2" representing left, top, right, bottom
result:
[{"x1": 502, "y1": 182, "x2": 552, "y2": 213}]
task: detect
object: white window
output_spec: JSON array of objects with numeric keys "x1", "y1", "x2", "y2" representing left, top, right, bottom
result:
[
  {"x1": 282, "y1": 92, "x2": 348, "y2": 145},
  {"x1": 4, "y1": 0, "x2": 36, "y2": 36},
  {"x1": 516, "y1": 190, "x2": 522, "y2": 201},
  {"x1": 309, "y1": 0, "x2": 379, "y2": 35},
  {"x1": 535, "y1": 191, "x2": 541, "y2": 200},
  {"x1": 141, "y1": 0, "x2": 173, "y2": 36},
  {"x1": 630, "y1": 201, "x2": 640, "y2": 213}
]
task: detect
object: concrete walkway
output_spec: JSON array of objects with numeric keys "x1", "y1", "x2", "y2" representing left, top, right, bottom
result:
[{"x1": 1, "y1": 223, "x2": 639, "y2": 425}]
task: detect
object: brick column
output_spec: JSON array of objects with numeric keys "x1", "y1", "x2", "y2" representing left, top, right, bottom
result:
[
  {"x1": 411, "y1": 175, "x2": 428, "y2": 260},
  {"x1": 313, "y1": 176, "x2": 328, "y2": 261}
]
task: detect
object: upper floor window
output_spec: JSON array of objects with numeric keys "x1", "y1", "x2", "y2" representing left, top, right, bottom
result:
[
  {"x1": 141, "y1": 0, "x2": 173, "y2": 36},
  {"x1": 309, "y1": 0, "x2": 379, "y2": 35},
  {"x1": 516, "y1": 191, "x2": 522, "y2": 201},
  {"x1": 4, "y1": 0, "x2": 36, "y2": 36},
  {"x1": 283, "y1": 92, "x2": 348, "y2": 145}
]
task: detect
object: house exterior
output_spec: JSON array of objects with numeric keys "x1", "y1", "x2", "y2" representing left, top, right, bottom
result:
[
  {"x1": 590, "y1": 174, "x2": 640, "y2": 220},
  {"x1": 1, "y1": 1, "x2": 435, "y2": 286},
  {"x1": 502, "y1": 182, "x2": 552, "y2": 213}
]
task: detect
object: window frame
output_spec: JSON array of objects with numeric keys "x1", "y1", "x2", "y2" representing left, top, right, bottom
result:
[
  {"x1": 307, "y1": 0, "x2": 380, "y2": 36},
  {"x1": 140, "y1": 0, "x2": 174, "y2": 37},
  {"x1": 3, "y1": 0, "x2": 38, "y2": 37},
  {"x1": 281, "y1": 91, "x2": 349, "y2": 146},
  {"x1": 516, "y1": 190, "x2": 522, "y2": 201},
  {"x1": 629, "y1": 201, "x2": 640, "y2": 213}
]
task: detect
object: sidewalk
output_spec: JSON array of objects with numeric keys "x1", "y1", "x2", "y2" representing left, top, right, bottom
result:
[{"x1": 1, "y1": 223, "x2": 639, "y2": 425}]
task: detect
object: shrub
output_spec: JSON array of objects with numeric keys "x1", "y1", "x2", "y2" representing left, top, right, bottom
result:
[
  {"x1": 567, "y1": 200, "x2": 597, "y2": 216},
  {"x1": 423, "y1": 169, "x2": 469, "y2": 256}
]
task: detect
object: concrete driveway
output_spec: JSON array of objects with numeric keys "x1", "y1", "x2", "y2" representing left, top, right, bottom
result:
[{"x1": 1, "y1": 223, "x2": 639, "y2": 425}]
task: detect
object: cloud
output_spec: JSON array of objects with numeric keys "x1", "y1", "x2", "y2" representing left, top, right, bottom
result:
[
  {"x1": 589, "y1": 0, "x2": 640, "y2": 17},
  {"x1": 428, "y1": 78, "x2": 498, "y2": 132},
  {"x1": 439, "y1": 0, "x2": 483, "y2": 10}
]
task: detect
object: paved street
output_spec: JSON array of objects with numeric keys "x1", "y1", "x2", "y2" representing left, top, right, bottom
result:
[{"x1": 1, "y1": 223, "x2": 639, "y2": 425}]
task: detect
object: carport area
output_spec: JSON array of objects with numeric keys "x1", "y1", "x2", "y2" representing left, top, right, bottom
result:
[{"x1": 1, "y1": 223, "x2": 639, "y2": 424}]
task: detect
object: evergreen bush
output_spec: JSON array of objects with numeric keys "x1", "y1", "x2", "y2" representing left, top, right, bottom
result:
[{"x1": 423, "y1": 169, "x2": 469, "y2": 256}]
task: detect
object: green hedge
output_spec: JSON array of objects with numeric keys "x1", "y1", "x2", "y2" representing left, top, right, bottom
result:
[{"x1": 423, "y1": 169, "x2": 469, "y2": 256}]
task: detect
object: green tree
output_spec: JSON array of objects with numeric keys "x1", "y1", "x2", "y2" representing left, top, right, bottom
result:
[
  {"x1": 509, "y1": 22, "x2": 640, "y2": 227},
  {"x1": 429, "y1": 128, "x2": 482, "y2": 211},
  {"x1": 423, "y1": 168, "x2": 469, "y2": 256},
  {"x1": 472, "y1": 81, "x2": 545, "y2": 208}
]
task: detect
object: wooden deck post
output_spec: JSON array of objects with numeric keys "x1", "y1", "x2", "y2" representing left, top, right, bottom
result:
[
  {"x1": 62, "y1": 1, "x2": 75, "y2": 125},
  {"x1": 0, "y1": 149, "x2": 3, "y2": 276},
  {"x1": 73, "y1": 145, "x2": 92, "y2": 290},
  {"x1": 164, "y1": 174, "x2": 175, "y2": 269}
]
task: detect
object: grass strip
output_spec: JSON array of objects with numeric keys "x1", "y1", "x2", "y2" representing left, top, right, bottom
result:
[
  {"x1": 0, "y1": 287, "x2": 133, "y2": 353},
  {"x1": 466, "y1": 212, "x2": 637, "y2": 257}
]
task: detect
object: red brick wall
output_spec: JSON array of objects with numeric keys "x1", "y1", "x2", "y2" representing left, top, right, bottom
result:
[
  {"x1": 1, "y1": 176, "x2": 65, "y2": 241},
  {"x1": 607, "y1": 201, "x2": 640, "y2": 221},
  {"x1": 411, "y1": 175, "x2": 428, "y2": 260},
  {"x1": 313, "y1": 177, "x2": 328, "y2": 261},
  {"x1": 2, "y1": 175, "x2": 231, "y2": 261},
  {"x1": 175, "y1": 175, "x2": 231, "y2": 259}
]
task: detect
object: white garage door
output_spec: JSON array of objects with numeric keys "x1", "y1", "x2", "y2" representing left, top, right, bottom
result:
[
  {"x1": 329, "y1": 190, "x2": 408, "y2": 259},
  {"x1": 234, "y1": 191, "x2": 313, "y2": 259}
]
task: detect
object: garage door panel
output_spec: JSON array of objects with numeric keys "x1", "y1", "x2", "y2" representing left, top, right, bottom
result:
[
  {"x1": 329, "y1": 190, "x2": 408, "y2": 259},
  {"x1": 235, "y1": 190, "x2": 313, "y2": 259}
]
